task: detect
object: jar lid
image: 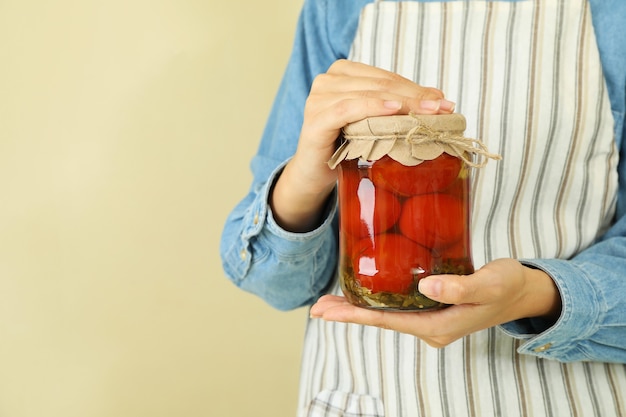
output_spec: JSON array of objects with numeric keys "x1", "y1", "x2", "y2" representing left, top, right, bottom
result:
[{"x1": 328, "y1": 114, "x2": 500, "y2": 169}]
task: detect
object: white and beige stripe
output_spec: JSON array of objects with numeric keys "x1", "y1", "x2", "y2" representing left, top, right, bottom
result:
[{"x1": 298, "y1": 1, "x2": 625, "y2": 416}]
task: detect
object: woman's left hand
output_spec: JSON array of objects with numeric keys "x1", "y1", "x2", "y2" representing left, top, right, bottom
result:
[{"x1": 310, "y1": 258, "x2": 562, "y2": 347}]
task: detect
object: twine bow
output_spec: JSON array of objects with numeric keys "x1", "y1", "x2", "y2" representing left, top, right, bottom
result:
[{"x1": 399, "y1": 114, "x2": 502, "y2": 168}]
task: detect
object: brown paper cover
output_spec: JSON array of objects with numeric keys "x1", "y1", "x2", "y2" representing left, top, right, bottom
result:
[{"x1": 328, "y1": 114, "x2": 499, "y2": 169}]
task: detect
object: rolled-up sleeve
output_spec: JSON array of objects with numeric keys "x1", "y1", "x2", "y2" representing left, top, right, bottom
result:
[
  {"x1": 221, "y1": 160, "x2": 339, "y2": 311},
  {"x1": 500, "y1": 216, "x2": 626, "y2": 363}
]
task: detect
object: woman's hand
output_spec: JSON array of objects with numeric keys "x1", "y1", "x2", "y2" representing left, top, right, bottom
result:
[
  {"x1": 270, "y1": 60, "x2": 455, "y2": 232},
  {"x1": 310, "y1": 259, "x2": 562, "y2": 347}
]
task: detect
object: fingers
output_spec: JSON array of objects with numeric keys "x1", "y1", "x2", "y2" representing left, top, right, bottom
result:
[
  {"x1": 418, "y1": 267, "x2": 511, "y2": 306},
  {"x1": 306, "y1": 94, "x2": 454, "y2": 129},
  {"x1": 418, "y1": 275, "x2": 483, "y2": 305},
  {"x1": 312, "y1": 72, "x2": 443, "y2": 103},
  {"x1": 301, "y1": 96, "x2": 403, "y2": 141},
  {"x1": 309, "y1": 59, "x2": 455, "y2": 119},
  {"x1": 310, "y1": 294, "x2": 467, "y2": 347},
  {"x1": 308, "y1": 79, "x2": 454, "y2": 116},
  {"x1": 326, "y1": 60, "x2": 444, "y2": 100},
  {"x1": 301, "y1": 86, "x2": 454, "y2": 145},
  {"x1": 310, "y1": 295, "x2": 414, "y2": 332}
]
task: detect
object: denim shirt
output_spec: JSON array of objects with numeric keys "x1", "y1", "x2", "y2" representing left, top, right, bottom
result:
[{"x1": 220, "y1": 0, "x2": 626, "y2": 363}]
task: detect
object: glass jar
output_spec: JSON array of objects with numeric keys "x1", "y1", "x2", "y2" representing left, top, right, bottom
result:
[{"x1": 328, "y1": 114, "x2": 489, "y2": 311}]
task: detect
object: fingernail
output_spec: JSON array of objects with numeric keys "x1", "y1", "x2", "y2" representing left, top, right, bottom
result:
[
  {"x1": 419, "y1": 278, "x2": 442, "y2": 298},
  {"x1": 384, "y1": 100, "x2": 402, "y2": 110},
  {"x1": 419, "y1": 99, "x2": 441, "y2": 111},
  {"x1": 439, "y1": 99, "x2": 456, "y2": 112}
]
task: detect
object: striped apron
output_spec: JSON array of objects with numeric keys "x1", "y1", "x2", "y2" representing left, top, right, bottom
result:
[{"x1": 298, "y1": 1, "x2": 626, "y2": 416}]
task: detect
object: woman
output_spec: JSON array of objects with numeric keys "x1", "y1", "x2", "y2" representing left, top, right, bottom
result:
[{"x1": 221, "y1": 0, "x2": 626, "y2": 415}]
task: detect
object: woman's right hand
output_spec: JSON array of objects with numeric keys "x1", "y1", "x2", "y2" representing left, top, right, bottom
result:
[{"x1": 270, "y1": 59, "x2": 455, "y2": 232}]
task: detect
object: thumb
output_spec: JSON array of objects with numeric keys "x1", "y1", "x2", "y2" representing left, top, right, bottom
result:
[{"x1": 418, "y1": 274, "x2": 482, "y2": 305}]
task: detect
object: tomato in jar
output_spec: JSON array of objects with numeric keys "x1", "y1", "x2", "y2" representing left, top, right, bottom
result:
[
  {"x1": 351, "y1": 233, "x2": 431, "y2": 294},
  {"x1": 338, "y1": 159, "x2": 401, "y2": 238},
  {"x1": 371, "y1": 153, "x2": 462, "y2": 196},
  {"x1": 398, "y1": 192, "x2": 466, "y2": 250}
]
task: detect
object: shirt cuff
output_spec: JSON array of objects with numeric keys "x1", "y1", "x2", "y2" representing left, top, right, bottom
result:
[
  {"x1": 243, "y1": 159, "x2": 338, "y2": 253},
  {"x1": 262, "y1": 164, "x2": 338, "y2": 247},
  {"x1": 499, "y1": 258, "x2": 603, "y2": 360}
]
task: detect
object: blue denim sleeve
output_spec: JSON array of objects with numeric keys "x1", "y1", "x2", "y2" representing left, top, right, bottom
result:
[
  {"x1": 499, "y1": 0, "x2": 626, "y2": 364},
  {"x1": 219, "y1": 0, "x2": 366, "y2": 310},
  {"x1": 500, "y1": 219, "x2": 626, "y2": 363},
  {"x1": 221, "y1": 159, "x2": 339, "y2": 311}
]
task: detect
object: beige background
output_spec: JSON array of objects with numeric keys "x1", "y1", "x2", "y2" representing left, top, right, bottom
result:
[{"x1": 0, "y1": 1, "x2": 308, "y2": 416}]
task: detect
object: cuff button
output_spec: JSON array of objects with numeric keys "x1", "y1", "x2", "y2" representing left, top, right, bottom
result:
[{"x1": 533, "y1": 343, "x2": 553, "y2": 353}]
